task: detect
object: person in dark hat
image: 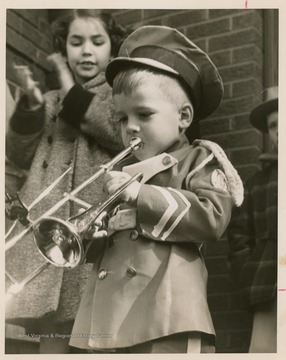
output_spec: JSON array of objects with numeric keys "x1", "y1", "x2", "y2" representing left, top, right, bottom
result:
[
  {"x1": 69, "y1": 25, "x2": 243, "y2": 353},
  {"x1": 228, "y1": 86, "x2": 278, "y2": 352}
]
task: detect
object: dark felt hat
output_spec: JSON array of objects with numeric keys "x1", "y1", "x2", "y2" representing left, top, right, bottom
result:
[
  {"x1": 105, "y1": 25, "x2": 224, "y2": 121},
  {"x1": 250, "y1": 86, "x2": 278, "y2": 133}
]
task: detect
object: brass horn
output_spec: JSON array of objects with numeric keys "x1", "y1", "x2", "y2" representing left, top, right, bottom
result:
[
  {"x1": 33, "y1": 171, "x2": 142, "y2": 268},
  {"x1": 5, "y1": 137, "x2": 143, "y2": 297}
]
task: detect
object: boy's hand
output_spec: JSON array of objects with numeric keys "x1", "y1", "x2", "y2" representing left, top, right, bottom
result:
[
  {"x1": 13, "y1": 64, "x2": 44, "y2": 109},
  {"x1": 90, "y1": 214, "x2": 108, "y2": 240},
  {"x1": 77, "y1": 209, "x2": 108, "y2": 240},
  {"x1": 104, "y1": 171, "x2": 141, "y2": 205},
  {"x1": 47, "y1": 53, "x2": 75, "y2": 94}
]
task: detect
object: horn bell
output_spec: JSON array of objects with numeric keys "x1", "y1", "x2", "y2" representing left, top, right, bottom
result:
[{"x1": 33, "y1": 217, "x2": 84, "y2": 268}]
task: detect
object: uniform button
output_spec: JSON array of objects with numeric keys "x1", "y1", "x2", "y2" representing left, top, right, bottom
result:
[
  {"x1": 47, "y1": 135, "x2": 53, "y2": 144},
  {"x1": 162, "y1": 156, "x2": 171, "y2": 166},
  {"x1": 42, "y1": 160, "x2": 48, "y2": 169},
  {"x1": 126, "y1": 267, "x2": 137, "y2": 277},
  {"x1": 130, "y1": 230, "x2": 139, "y2": 241},
  {"x1": 98, "y1": 269, "x2": 107, "y2": 280}
]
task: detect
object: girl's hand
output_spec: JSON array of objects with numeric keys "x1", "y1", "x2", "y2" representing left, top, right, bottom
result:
[
  {"x1": 47, "y1": 53, "x2": 75, "y2": 94},
  {"x1": 13, "y1": 64, "x2": 44, "y2": 109},
  {"x1": 104, "y1": 171, "x2": 141, "y2": 205}
]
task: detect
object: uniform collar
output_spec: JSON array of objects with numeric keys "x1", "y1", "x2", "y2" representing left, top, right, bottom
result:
[{"x1": 122, "y1": 133, "x2": 190, "y2": 183}]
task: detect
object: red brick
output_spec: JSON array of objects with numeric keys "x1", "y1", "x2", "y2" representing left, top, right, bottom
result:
[
  {"x1": 161, "y1": 10, "x2": 208, "y2": 28},
  {"x1": 13, "y1": 9, "x2": 49, "y2": 27},
  {"x1": 207, "y1": 129, "x2": 262, "y2": 150},
  {"x1": 232, "y1": 78, "x2": 262, "y2": 97},
  {"x1": 143, "y1": 17, "x2": 164, "y2": 26},
  {"x1": 6, "y1": 9, "x2": 20, "y2": 32},
  {"x1": 210, "y1": 50, "x2": 231, "y2": 67},
  {"x1": 231, "y1": 114, "x2": 253, "y2": 131},
  {"x1": 193, "y1": 38, "x2": 207, "y2": 52},
  {"x1": 232, "y1": 45, "x2": 263, "y2": 65},
  {"x1": 222, "y1": 83, "x2": 232, "y2": 99},
  {"x1": 114, "y1": 10, "x2": 142, "y2": 26},
  {"x1": 11, "y1": 15, "x2": 52, "y2": 53},
  {"x1": 200, "y1": 117, "x2": 231, "y2": 136},
  {"x1": 234, "y1": 164, "x2": 262, "y2": 183},
  {"x1": 213, "y1": 96, "x2": 258, "y2": 119},
  {"x1": 6, "y1": 49, "x2": 47, "y2": 94},
  {"x1": 186, "y1": 18, "x2": 230, "y2": 40},
  {"x1": 6, "y1": 27, "x2": 51, "y2": 70},
  {"x1": 219, "y1": 63, "x2": 262, "y2": 84},
  {"x1": 209, "y1": 9, "x2": 245, "y2": 19},
  {"x1": 228, "y1": 147, "x2": 262, "y2": 166},
  {"x1": 209, "y1": 28, "x2": 262, "y2": 52},
  {"x1": 143, "y1": 9, "x2": 183, "y2": 19},
  {"x1": 232, "y1": 10, "x2": 263, "y2": 32}
]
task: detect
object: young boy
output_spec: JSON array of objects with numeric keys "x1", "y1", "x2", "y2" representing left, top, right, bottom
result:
[
  {"x1": 228, "y1": 86, "x2": 278, "y2": 352},
  {"x1": 70, "y1": 25, "x2": 244, "y2": 353}
]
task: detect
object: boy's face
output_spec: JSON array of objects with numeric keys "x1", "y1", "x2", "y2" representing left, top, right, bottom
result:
[
  {"x1": 114, "y1": 83, "x2": 187, "y2": 161},
  {"x1": 66, "y1": 17, "x2": 111, "y2": 84},
  {"x1": 267, "y1": 111, "x2": 278, "y2": 152}
]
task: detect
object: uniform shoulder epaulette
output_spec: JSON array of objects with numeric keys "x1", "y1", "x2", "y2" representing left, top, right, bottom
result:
[{"x1": 190, "y1": 139, "x2": 244, "y2": 207}]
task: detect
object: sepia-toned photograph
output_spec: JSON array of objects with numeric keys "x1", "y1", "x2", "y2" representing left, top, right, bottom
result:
[{"x1": 2, "y1": 1, "x2": 285, "y2": 357}]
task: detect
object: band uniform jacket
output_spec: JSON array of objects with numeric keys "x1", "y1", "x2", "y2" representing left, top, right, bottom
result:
[
  {"x1": 5, "y1": 72, "x2": 122, "y2": 328},
  {"x1": 228, "y1": 155, "x2": 277, "y2": 308},
  {"x1": 70, "y1": 134, "x2": 243, "y2": 350}
]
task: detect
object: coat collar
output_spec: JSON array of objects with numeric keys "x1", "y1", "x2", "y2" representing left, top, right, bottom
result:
[
  {"x1": 58, "y1": 72, "x2": 107, "y2": 100},
  {"x1": 82, "y1": 72, "x2": 107, "y2": 90}
]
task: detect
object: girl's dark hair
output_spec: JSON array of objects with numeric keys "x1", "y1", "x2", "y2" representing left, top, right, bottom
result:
[{"x1": 50, "y1": 9, "x2": 131, "y2": 57}]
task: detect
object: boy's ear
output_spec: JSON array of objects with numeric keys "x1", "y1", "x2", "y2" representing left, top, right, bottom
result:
[{"x1": 179, "y1": 103, "x2": 194, "y2": 130}]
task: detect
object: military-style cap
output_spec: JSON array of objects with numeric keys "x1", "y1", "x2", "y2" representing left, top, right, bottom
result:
[
  {"x1": 105, "y1": 25, "x2": 224, "y2": 121},
  {"x1": 250, "y1": 86, "x2": 278, "y2": 132}
]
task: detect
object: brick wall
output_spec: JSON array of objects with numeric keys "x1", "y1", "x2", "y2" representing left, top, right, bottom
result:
[
  {"x1": 6, "y1": 9, "x2": 53, "y2": 102},
  {"x1": 6, "y1": 8, "x2": 275, "y2": 354}
]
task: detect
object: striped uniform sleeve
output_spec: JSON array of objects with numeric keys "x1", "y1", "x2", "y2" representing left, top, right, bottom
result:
[{"x1": 136, "y1": 158, "x2": 233, "y2": 244}]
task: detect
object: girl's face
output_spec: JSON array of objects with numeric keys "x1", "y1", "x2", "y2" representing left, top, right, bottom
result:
[
  {"x1": 267, "y1": 111, "x2": 278, "y2": 152},
  {"x1": 66, "y1": 17, "x2": 111, "y2": 84},
  {"x1": 114, "y1": 83, "x2": 188, "y2": 161}
]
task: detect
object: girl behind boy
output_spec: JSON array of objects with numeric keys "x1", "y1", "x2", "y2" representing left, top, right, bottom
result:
[{"x1": 5, "y1": 10, "x2": 128, "y2": 354}]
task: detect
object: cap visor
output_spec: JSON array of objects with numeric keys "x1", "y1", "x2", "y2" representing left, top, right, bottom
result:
[{"x1": 106, "y1": 57, "x2": 179, "y2": 86}]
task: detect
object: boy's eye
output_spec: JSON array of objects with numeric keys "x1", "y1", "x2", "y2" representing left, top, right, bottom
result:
[{"x1": 138, "y1": 112, "x2": 153, "y2": 119}]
